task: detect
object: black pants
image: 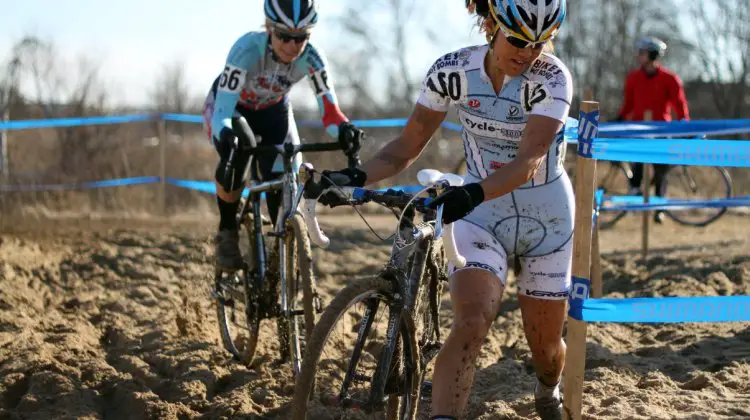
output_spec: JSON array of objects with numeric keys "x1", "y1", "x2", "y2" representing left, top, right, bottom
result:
[
  {"x1": 209, "y1": 78, "x2": 293, "y2": 225},
  {"x1": 629, "y1": 163, "x2": 670, "y2": 197}
]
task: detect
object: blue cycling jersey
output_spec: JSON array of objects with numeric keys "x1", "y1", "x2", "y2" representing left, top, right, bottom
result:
[{"x1": 209, "y1": 31, "x2": 347, "y2": 140}]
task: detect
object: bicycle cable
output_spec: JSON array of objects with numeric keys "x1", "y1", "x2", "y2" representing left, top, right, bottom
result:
[{"x1": 304, "y1": 170, "x2": 430, "y2": 243}]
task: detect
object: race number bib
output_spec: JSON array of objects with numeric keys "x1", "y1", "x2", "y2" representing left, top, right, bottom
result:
[
  {"x1": 521, "y1": 81, "x2": 553, "y2": 112},
  {"x1": 218, "y1": 64, "x2": 246, "y2": 93}
]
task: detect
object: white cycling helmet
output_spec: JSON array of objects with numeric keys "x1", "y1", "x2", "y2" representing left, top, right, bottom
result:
[
  {"x1": 636, "y1": 36, "x2": 667, "y2": 59},
  {"x1": 488, "y1": 0, "x2": 566, "y2": 46}
]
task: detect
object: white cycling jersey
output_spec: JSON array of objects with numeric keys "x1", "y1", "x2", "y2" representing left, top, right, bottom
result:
[
  {"x1": 417, "y1": 45, "x2": 575, "y2": 300},
  {"x1": 418, "y1": 45, "x2": 572, "y2": 185}
]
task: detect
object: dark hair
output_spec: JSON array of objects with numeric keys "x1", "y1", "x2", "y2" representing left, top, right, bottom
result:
[{"x1": 472, "y1": 0, "x2": 491, "y2": 18}]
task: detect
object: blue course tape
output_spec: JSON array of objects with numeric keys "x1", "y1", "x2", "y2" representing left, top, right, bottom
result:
[
  {"x1": 0, "y1": 114, "x2": 156, "y2": 131},
  {"x1": 160, "y1": 113, "x2": 203, "y2": 124},
  {"x1": 0, "y1": 176, "x2": 160, "y2": 191},
  {"x1": 601, "y1": 119, "x2": 750, "y2": 138},
  {"x1": 576, "y1": 296, "x2": 750, "y2": 323},
  {"x1": 3, "y1": 113, "x2": 750, "y2": 141},
  {"x1": 590, "y1": 138, "x2": 750, "y2": 167},
  {"x1": 166, "y1": 178, "x2": 265, "y2": 199},
  {"x1": 602, "y1": 197, "x2": 750, "y2": 212}
]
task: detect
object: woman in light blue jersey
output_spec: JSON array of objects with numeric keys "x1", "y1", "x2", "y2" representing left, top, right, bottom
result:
[
  {"x1": 312, "y1": 0, "x2": 571, "y2": 418},
  {"x1": 203, "y1": 0, "x2": 364, "y2": 270}
]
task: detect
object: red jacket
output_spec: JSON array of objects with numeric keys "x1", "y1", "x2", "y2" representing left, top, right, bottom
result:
[{"x1": 618, "y1": 66, "x2": 690, "y2": 122}]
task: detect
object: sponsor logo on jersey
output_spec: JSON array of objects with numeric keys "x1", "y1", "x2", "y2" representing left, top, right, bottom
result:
[
  {"x1": 530, "y1": 271, "x2": 568, "y2": 278},
  {"x1": 506, "y1": 105, "x2": 523, "y2": 122},
  {"x1": 468, "y1": 99, "x2": 481, "y2": 108},
  {"x1": 525, "y1": 289, "x2": 569, "y2": 298},
  {"x1": 256, "y1": 74, "x2": 293, "y2": 92},
  {"x1": 489, "y1": 161, "x2": 507, "y2": 170},
  {"x1": 240, "y1": 89, "x2": 258, "y2": 102},
  {"x1": 488, "y1": 142, "x2": 520, "y2": 151},
  {"x1": 529, "y1": 60, "x2": 566, "y2": 88},
  {"x1": 464, "y1": 115, "x2": 524, "y2": 139}
]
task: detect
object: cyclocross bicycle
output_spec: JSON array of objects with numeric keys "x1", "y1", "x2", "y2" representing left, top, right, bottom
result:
[
  {"x1": 594, "y1": 159, "x2": 733, "y2": 229},
  {"x1": 212, "y1": 116, "x2": 362, "y2": 377},
  {"x1": 454, "y1": 138, "x2": 734, "y2": 229},
  {"x1": 289, "y1": 166, "x2": 466, "y2": 420}
]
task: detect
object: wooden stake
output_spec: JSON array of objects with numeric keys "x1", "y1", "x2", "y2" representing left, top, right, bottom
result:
[
  {"x1": 582, "y1": 88, "x2": 602, "y2": 298},
  {"x1": 563, "y1": 100, "x2": 598, "y2": 420}
]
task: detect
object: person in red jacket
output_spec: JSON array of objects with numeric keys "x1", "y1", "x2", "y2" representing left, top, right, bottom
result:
[{"x1": 615, "y1": 36, "x2": 691, "y2": 223}]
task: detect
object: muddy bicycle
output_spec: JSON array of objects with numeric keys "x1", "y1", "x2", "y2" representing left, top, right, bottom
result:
[
  {"x1": 212, "y1": 116, "x2": 361, "y2": 376},
  {"x1": 289, "y1": 167, "x2": 466, "y2": 420}
]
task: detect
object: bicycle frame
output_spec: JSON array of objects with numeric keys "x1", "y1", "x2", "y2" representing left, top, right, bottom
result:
[{"x1": 238, "y1": 141, "x2": 355, "y2": 319}]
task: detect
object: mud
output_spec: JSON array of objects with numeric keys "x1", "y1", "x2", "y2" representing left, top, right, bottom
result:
[{"x1": 0, "y1": 212, "x2": 748, "y2": 419}]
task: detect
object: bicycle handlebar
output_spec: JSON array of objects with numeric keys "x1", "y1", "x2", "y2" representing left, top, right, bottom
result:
[
  {"x1": 299, "y1": 165, "x2": 466, "y2": 268},
  {"x1": 218, "y1": 116, "x2": 361, "y2": 192}
]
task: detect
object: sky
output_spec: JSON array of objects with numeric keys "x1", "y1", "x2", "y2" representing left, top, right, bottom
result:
[{"x1": 0, "y1": 0, "x2": 485, "y2": 109}]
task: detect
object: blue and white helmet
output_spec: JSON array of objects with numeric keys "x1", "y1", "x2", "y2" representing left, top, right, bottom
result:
[
  {"x1": 264, "y1": 0, "x2": 318, "y2": 30},
  {"x1": 489, "y1": 0, "x2": 566, "y2": 44}
]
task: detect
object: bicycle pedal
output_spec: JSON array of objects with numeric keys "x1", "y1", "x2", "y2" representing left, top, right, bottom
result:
[{"x1": 420, "y1": 380, "x2": 433, "y2": 399}]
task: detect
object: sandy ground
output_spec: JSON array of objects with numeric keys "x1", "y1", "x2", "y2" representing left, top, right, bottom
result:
[{"x1": 0, "y1": 210, "x2": 748, "y2": 419}]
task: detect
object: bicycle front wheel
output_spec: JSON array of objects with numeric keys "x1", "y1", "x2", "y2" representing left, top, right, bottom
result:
[
  {"x1": 290, "y1": 276, "x2": 420, "y2": 420},
  {"x1": 663, "y1": 165, "x2": 733, "y2": 227},
  {"x1": 277, "y1": 212, "x2": 317, "y2": 376}
]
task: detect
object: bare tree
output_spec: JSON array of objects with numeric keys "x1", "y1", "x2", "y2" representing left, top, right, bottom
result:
[
  {"x1": 688, "y1": 0, "x2": 750, "y2": 119},
  {"x1": 3, "y1": 35, "x2": 121, "y2": 179},
  {"x1": 555, "y1": 0, "x2": 683, "y2": 118},
  {"x1": 329, "y1": 0, "x2": 449, "y2": 116},
  {"x1": 150, "y1": 60, "x2": 195, "y2": 114}
]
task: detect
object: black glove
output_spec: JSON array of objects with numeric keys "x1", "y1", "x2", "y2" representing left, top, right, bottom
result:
[
  {"x1": 427, "y1": 183, "x2": 485, "y2": 225},
  {"x1": 338, "y1": 121, "x2": 364, "y2": 155},
  {"x1": 316, "y1": 167, "x2": 368, "y2": 207}
]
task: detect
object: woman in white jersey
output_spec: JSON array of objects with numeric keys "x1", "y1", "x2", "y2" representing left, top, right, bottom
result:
[{"x1": 313, "y1": 0, "x2": 571, "y2": 418}]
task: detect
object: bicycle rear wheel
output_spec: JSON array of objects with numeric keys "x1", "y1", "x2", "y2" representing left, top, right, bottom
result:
[
  {"x1": 214, "y1": 213, "x2": 262, "y2": 365},
  {"x1": 290, "y1": 276, "x2": 420, "y2": 420},
  {"x1": 596, "y1": 162, "x2": 632, "y2": 229},
  {"x1": 664, "y1": 165, "x2": 732, "y2": 227}
]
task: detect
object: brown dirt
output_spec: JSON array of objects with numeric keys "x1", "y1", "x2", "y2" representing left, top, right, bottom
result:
[{"x1": 0, "y1": 211, "x2": 748, "y2": 419}]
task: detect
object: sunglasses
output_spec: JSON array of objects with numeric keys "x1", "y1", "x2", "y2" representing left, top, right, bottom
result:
[
  {"x1": 273, "y1": 29, "x2": 310, "y2": 44},
  {"x1": 492, "y1": 22, "x2": 549, "y2": 49},
  {"x1": 505, "y1": 35, "x2": 545, "y2": 49}
]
